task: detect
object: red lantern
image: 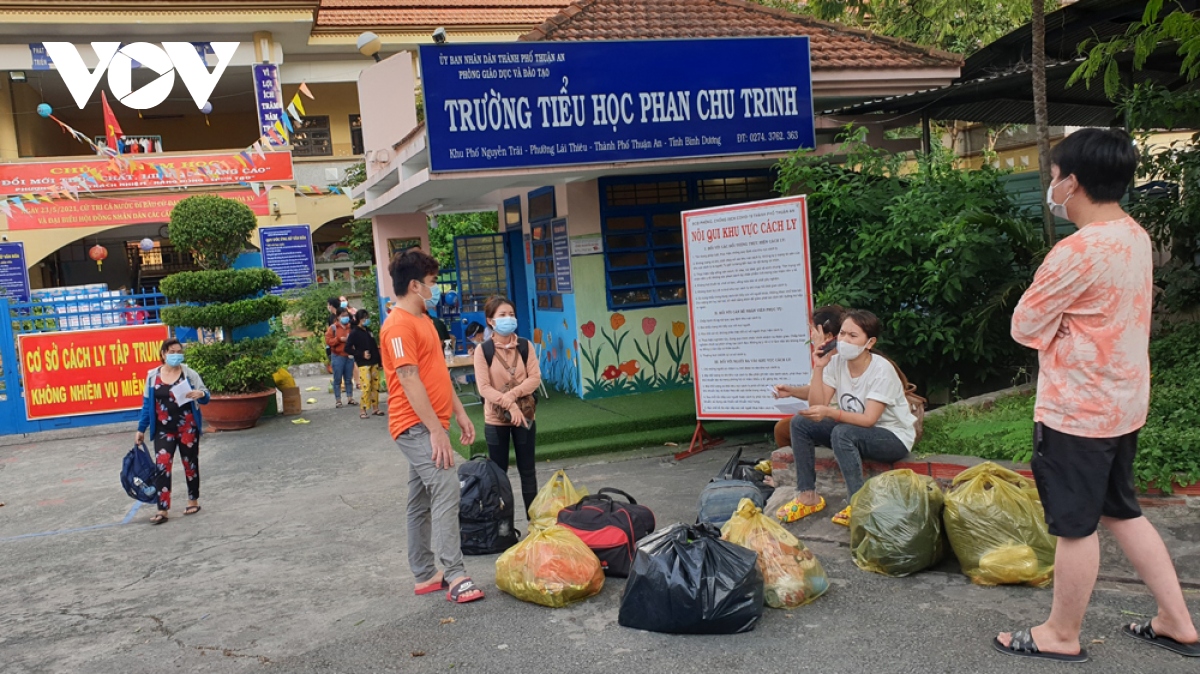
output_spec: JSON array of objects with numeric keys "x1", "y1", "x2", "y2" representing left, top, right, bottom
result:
[{"x1": 89, "y1": 244, "x2": 108, "y2": 270}]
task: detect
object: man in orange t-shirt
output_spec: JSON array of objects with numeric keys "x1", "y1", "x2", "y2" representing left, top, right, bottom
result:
[
  {"x1": 380, "y1": 249, "x2": 481, "y2": 604},
  {"x1": 994, "y1": 129, "x2": 1198, "y2": 662}
]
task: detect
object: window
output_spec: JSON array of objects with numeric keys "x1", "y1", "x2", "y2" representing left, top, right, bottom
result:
[
  {"x1": 599, "y1": 170, "x2": 776, "y2": 310},
  {"x1": 528, "y1": 186, "x2": 562, "y2": 311},
  {"x1": 349, "y1": 114, "x2": 363, "y2": 155},
  {"x1": 292, "y1": 116, "x2": 332, "y2": 157},
  {"x1": 503, "y1": 196, "x2": 522, "y2": 232}
]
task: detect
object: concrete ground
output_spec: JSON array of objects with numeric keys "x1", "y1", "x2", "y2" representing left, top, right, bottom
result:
[{"x1": 2, "y1": 375, "x2": 1200, "y2": 673}]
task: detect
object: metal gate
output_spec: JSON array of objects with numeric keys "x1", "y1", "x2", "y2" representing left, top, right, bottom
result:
[
  {"x1": 453, "y1": 233, "x2": 508, "y2": 313},
  {"x1": 0, "y1": 292, "x2": 174, "y2": 436}
]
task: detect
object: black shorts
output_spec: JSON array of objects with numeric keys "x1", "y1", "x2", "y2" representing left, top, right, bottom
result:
[{"x1": 1031, "y1": 422, "x2": 1142, "y2": 538}]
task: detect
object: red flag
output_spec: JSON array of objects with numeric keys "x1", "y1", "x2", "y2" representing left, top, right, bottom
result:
[{"x1": 101, "y1": 91, "x2": 124, "y2": 154}]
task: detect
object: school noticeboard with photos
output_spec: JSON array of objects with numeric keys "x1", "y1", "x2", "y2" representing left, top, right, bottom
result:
[
  {"x1": 682, "y1": 196, "x2": 813, "y2": 420},
  {"x1": 419, "y1": 37, "x2": 815, "y2": 172}
]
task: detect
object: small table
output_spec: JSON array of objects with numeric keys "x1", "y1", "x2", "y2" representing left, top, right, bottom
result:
[{"x1": 447, "y1": 355, "x2": 481, "y2": 406}]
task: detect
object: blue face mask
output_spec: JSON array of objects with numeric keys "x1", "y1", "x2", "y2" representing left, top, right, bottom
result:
[
  {"x1": 423, "y1": 282, "x2": 442, "y2": 310},
  {"x1": 340, "y1": 301, "x2": 348, "y2": 308},
  {"x1": 165, "y1": 353, "x2": 185, "y2": 367},
  {"x1": 339, "y1": 316, "x2": 350, "y2": 325},
  {"x1": 493, "y1": 316, "x2": 518, "y2": 336},
  {"x1": 360, "y1": 319, "x2": 370, "y2": 327}
]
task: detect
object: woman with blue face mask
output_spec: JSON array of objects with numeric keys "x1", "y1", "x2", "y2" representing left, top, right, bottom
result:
[
  {"x1": 344, "y1": 309, "x2": 384, "y2": 419},
  {"x1": 135, "y1": 338, "x2": 210, "y2": 525},
  {"x1": 472, "y1": 296, "x2": 543, "y2": 516},
  {"x1": 326, "y1": 308, "x2": 357, "y2": 408}
]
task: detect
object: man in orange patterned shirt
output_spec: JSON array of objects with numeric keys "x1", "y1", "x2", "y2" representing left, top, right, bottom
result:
[{"x1": 994, "y1": 129, "x2": 1198, "y2": 662}]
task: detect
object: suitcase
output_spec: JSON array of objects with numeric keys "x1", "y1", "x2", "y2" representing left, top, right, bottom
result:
[{"x1": 556, "y1": 488, "x2": 655, "y2": 577}]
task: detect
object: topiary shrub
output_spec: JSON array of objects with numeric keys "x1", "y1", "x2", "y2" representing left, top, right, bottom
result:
[
  {"x1": 162, "y1": 195, "x2": 286, "y2": 394},
  {"x1": 168, "y1": 194, "x2": 259, "y2": 270}
]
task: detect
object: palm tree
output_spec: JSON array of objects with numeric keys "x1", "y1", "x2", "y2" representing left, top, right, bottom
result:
[{"x1": 1031, "y1": 0, "x2": 1055, "y2": 244}]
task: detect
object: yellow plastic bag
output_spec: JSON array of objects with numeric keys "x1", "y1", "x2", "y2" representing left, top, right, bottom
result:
[
  {"x1": 273, "y1": 368, "x2": 296, "y2": 390},
  {"x1": 495, "y1": 524, "x2": 605, "y2": 607},
  {"x1": 944, "y1": 462, "x2": 1056, "y2": 587},
  {"x1": 527, "y1": 469, "x2": 588, "y2": 534},
  {"x1": 721, "y1": 498, "x2": 829, "y2": 608},
  {"x1": 850, "y1": 469, "x2": 946, "y2": 577}
]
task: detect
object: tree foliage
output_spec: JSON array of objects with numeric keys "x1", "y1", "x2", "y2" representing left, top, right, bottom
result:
[
  {"x1": 168, "y1": 194, "x2": 258, "y2": 270},
  {"x1": 749, "y1": 0, "x2": 1050, "y2": 55},
  {"x1": 160, "y1": 268, "x2": 280, "y2": 304},
  {"x1": 340, "y1": 162, "x2": 376, "y2": 264},
  {"x1": 430, "y1": 211, "x2": 499, "y2": 269},
  {"x1": 775, "y1": 127, "x2": 1043, "y2": 392}
]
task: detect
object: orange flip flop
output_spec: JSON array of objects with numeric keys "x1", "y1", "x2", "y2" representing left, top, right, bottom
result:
[{"x1": 776, "y1": 496, "x2": 825, "y2": 523}]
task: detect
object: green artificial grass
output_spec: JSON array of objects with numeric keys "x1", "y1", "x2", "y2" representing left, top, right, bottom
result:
[{"x1": 451, "y1": 387, "x2": 774, "y2": 461}]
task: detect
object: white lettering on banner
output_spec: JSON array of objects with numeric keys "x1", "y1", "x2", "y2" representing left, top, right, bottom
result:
[
  {"x1": 443, "y1": 92, "x2": 533, "y2": 132},
  {"x1": 43, "y1": 41, "x2": 239, "y2": 110},
  {"x1": 739, "y1": 86, "x2": 800, "y2": 119}
]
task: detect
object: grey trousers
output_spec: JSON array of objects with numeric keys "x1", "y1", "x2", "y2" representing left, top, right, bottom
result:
[
  {"x1": 790, "y1": 415, "x2": 909, "y2": 499},
  {"x1": 395, "y1": 423, "x2": 466, "y2": 584}
]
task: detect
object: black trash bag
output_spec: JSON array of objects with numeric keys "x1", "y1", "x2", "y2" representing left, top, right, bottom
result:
[{"x1": 618, "y1": 523, "x2": 764, "y2": 634}]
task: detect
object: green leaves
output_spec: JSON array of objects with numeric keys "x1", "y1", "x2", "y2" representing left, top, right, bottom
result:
[
  {"x1": 160, "y1": 268, "x2": 281, "y2": 304},
  {"x1": 168, "y1": 195, "x2": 259, "y2": 270},
  {"x1": 161, "y1": 295, "x2": 287, "y2": 331},
  {"x1": 185, "y1": 337, "x2": 281, "y2": 394}
]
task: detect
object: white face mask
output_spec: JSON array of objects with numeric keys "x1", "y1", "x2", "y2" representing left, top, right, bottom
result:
[
  {"x1": 1046, "y1": 179, "x2": 1073, "y2": 220},
  {"x1": 837, "y1": 341, "x2": 866, "y2": 360}
]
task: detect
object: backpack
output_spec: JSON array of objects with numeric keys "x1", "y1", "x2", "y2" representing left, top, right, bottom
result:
[
  {"x1": 121, "y1": 443, "x2": 161, "y2": 503},
  {"x1": 556, "y1": 488, "x2": 656, "y2": 577},
  {"x1": 458, "y1": 455, "x2": 520, "y2": 555},
  {"x1": 697, "y1": 448, "x2": 770, "y2": 527},
  {"x1": 482, "y1": 338, "x2": 530, "y2": 369}
]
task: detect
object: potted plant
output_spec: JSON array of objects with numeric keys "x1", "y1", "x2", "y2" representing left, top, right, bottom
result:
[{"x1": 159, "y1": 195, "x2": 288, "y2": 430}]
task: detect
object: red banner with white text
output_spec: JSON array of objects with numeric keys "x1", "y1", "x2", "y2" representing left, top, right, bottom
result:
[
  {"x1": 5, "y1": 190, "x2": 269, "y2": 231},
  {"x1": 0, "y1": 151, "x2": 294, "y2": 196}
]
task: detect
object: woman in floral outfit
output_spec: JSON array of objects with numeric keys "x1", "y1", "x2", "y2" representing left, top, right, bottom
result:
[{"x1": 136, "y1": 339, "x2": 210, "y2": 525}]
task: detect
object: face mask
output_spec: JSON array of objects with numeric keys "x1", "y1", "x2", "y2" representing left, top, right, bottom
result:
[
  {"x1": 361, "y1": 319, "x2": 370, "y2": 328},
  {"x1": 493, "y1": 316, "x2": 518, "y2": 336},
  {"x1": 340, "y1": 301, "x2": 348, "y2": 308},
  {"x1": 339, "y1": 316, "x2": 350, "y2": 325},
  {"x1": 165, "y1": 353, "x2": 185, "y2": 367},
  {"x1": 1046, "y1": 180, "x2": 1073, "y2": 220},
  {"x1": 422, "y1": 282, "x2": 441, "y2": 310},
  {"x1": 836, "y1": 341, "x2": 866, "y2": 361}
]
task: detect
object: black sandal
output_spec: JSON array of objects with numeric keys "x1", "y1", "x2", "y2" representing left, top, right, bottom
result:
[
  {"x1": 992, "y1": 628, "x2": 1087, "y2": 663},
  {"x1": 184, "y1": 505, "x2": 201, "y2": 515},
  {"x1": 447, "y1": 578, "x2": 484, "y2": 604},
  {"x1": 150, "y1": 513, "x2": 168, "y2": 525},
  {"x1": 1124, "y1": 620, "x2": 1200, "y2": 657}
]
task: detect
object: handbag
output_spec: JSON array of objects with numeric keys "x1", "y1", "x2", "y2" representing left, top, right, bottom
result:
[
  {"x1": 490, "y1": 345, "x2": 537, "y2": 424},
  {"x1": 904, "y1": 382, "x2": 926, "y2": 443},
  {"x1": 121, "y1": 442, "x2": 161, "y2": 503}
]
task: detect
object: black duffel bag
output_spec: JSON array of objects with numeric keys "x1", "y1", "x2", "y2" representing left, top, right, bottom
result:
[
  {"x1": 618, "y1": 523, "x2": 765, "y2": 634},
  {"x1": 557, "y1": 488, "x2": 656, "y2": 577}
]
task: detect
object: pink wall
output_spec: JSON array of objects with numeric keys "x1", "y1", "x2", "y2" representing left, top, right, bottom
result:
[
  {"x1": 372, "y1": 212, "x2": 429, "y2": 301},
  {"x1": 357, "y1": 52, "x2": 418, "y2": 178}
]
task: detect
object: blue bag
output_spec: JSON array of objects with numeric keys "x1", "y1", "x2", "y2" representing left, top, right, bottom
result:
[{"x1": 121, "y1": 442, "x2": 161, "y2": 503}]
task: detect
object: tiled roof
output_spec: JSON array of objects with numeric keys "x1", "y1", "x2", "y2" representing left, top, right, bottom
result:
[
  {"x1": 520, "y1": 0, "x2": 962, "y2": 70},
  {"x1": 315, "y1": 0, "x2": 569, "y2": 27}
]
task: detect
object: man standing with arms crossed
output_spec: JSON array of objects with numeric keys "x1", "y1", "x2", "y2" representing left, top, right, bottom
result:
[
  {"x1": 382, "y1": 249, "x2": 484, "y2": 604},
  {"x1": 995, "y1": 128, "x2": 1197, "y2": 662}
]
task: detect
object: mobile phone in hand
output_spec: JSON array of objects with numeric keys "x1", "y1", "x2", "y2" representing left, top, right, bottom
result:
[{"x1": 817, "y1": 340, "x2": 838, "y2": 357}]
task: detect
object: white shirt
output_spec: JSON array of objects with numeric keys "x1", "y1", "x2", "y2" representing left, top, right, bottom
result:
[{"x1": 822, "y1": 353, "x2": 917, "y2": 449}]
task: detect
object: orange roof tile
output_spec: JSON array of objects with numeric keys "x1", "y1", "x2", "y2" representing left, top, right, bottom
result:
[
  {"x1": 315, "y1": 0, "x2": 569, "y2": 27},
  {"x1": 520, "y1": 0, "x2": 962, "y2": 70}
]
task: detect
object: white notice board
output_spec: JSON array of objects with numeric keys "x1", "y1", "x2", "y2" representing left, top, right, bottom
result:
[{"x1": 683, "y1": 195, "x2": 813, "y2": 420}]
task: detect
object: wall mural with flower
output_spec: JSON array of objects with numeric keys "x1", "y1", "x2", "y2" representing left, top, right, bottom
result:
[
  {"x1": 572, "y1": 255, "x2": 692, "y2": 399},
  {"x1": 532, "y1": 292, "x2": 583, "y2": 397}
]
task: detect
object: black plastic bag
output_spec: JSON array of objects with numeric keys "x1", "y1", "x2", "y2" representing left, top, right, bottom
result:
[{"x1": 618, "y1": 523, "x2": 764, "y2": 634}]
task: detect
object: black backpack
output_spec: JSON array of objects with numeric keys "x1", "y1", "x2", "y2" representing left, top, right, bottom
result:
[
  {"x1": 457, "y1": 455, "x2": 519, "y2": 555},
  {"x1": 557, "y1": 488, "x2": 656, "y2": 577},
  {"x1": 481, "y1": 338, "x2": 531, "y2": 369},
  {"x1": 121, "y1": 442, "x2": 161, "y2": 503}
]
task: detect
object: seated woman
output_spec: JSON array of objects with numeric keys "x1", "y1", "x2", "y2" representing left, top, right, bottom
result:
[
  {"x1": 776, "y1": 309, "x2": 917, "y2": 527},
  {"x1": 771, "y1": 305, "x2": 846, "y2": 448}
]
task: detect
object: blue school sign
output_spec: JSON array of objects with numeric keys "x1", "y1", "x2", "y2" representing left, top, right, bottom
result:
[{"x1": 418, "y1": 37, "x2": 814, "y2": 172}]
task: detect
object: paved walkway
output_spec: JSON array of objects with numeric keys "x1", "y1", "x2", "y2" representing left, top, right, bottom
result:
[{"x1": 2, "y1": 383, "x2": 1198, "y2": 673}]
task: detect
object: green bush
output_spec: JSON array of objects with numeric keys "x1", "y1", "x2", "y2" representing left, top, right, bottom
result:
[
  {"x1": 775, "y1": 127, "x2": 1044, "y2": 393},
  {"x1": 160, "y1": 268, "x2": 280, "y2": 303},
  {"x1": 185, "y1": 336, "x2": 281, "y2": 394},
  {"x1": 920, "y1": 321, "x2": 1200, "y2": 491},
  {"x1": 270, "y1": 320, "x2": 326, "y2": 366},
  {"x1": 161, "y1": 295, "x2": 288, "y2": 331},
  {"x1": 286, "y1": 280, "x2": 351, "y2": 335},
  {"x1": 168, "y1": 194, "x2": 258, "y2": 270}
]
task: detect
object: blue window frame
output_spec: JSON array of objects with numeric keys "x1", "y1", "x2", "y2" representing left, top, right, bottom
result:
[
  {"x1": 503, "y1": 196, "x2": 522, "y2": 232},
  {"x1": 599, "y1": 170, "x2": 776, "y2": 310},
  {"x1": 528, "y1": 186, "x2": 563, "y2": 311}
]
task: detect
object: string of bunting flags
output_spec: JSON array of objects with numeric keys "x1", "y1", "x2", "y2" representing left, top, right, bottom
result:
[{"x1": 1, "y1": 83, "x2": 329, "y2": 219}]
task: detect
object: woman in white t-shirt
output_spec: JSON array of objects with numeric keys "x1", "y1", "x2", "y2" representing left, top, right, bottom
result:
[{"x1": 776, "y1": 309, "x2": 917, "y2": 527}]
